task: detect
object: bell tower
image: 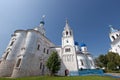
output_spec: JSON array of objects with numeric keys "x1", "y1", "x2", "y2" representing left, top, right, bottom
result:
[
  {"x1": 61, "y1": 19, "x2": 79, "y2": 76},
  {"x1": 109, "y1": 25, "x2": 120, "y2": 55},
  {"x1": 62, "y1": 19, "x2": 74, "y2": 47},
  {"x1": 109, "y1": 25, "x2": 120, "y2": 42}
]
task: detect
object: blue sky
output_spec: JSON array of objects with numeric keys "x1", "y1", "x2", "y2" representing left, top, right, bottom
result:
[{"x1": 0, "y1": 0, "x2": 120, "y2": 57}]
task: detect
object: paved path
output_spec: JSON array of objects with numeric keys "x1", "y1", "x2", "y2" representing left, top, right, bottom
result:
[{"x1": 105, "y1": 73, "x2": 120, "y2": 77}]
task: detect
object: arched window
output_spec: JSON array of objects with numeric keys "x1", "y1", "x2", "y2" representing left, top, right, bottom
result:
[
  {"x1": 66, "y1": 31, "x2": 68, "y2": 35},
  {"x1": 16, "y1": 59, "x2": 22, "y2": 67},
  {"x1": 47, "y1": 49, "x2": 49, "y2": 54},
  {"x1": 112, "y1": 36, "x2": 115, "y2": 40},
  {"x1": 43, "y1": 48, "x2": 46, "y2": 53},
  {"x1": 37, "y1": 44, "x2": 40, "y2": 50},
  {"x1": 40, "y1": 62, "x2": 42, "y2": 69},
  {"x1": 80, "y1": 59, "x2": 84, "y2": 66},
  {"x1": 116, "y1": 34, "x2": 119, "y2": 37},
  {"x1": 4, "y1": 52, "x2": 9, "y2": 60},
  {"x1": 10, "y1": 41, "x2": 14, "y2": 46}
]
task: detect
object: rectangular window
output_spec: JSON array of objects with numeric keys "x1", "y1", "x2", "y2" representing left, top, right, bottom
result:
[
  {"x1": 10, "y1": 41, "x2": 14, "y2": 46},
  {"x1": 65, "y1": 48, "x2": 71, "y2": 52},
  {"x1": 4, "y1": 52, "x2": 9, "y2": 60},
  {"x1": 47, "y1": 49, "x2": 49, "y2": 54},
  {"x1": 16, "y1": 59, "x2": 21, "y2": 67},
  {"x1": 43, "y1": 48, "x2": 46, "y2": 53},
  {"x1": 40, "y1": 62, "x2": 42, "y2": 69},
  {"x1": 112, "y1": 36, "x2": 115, "y2": 40},
  {"x1": 37, "y1": 44, "x2": 40, "y2": 50},
  {"x1": 80, "y1": 59, "x2": 84, "y2": 66}
]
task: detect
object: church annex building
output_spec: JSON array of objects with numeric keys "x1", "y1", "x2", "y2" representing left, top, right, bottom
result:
[{"x1": 0, "y1": 18, "x2": 96, "y2": 78}]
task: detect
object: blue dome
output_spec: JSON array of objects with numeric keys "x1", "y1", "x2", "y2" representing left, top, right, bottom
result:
[
  {"x1": 80, "y1": 43, "x2": 86, "y2": 47},
  {"x1": 40, "y1": 21, "x2": 45, "y2": 25},
  {"x1": 74, "y1": 41, "x2": 79, "y2": 45}
]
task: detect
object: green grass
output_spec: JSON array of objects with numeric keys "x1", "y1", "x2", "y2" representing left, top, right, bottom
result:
[{"x1": 0, "y1": 76, "x2": 118, "y2": 80}]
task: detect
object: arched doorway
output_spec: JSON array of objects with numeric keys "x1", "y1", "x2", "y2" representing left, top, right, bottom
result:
[{"x1": 65, "y1": 69, "x2": 69, "y2": 76}]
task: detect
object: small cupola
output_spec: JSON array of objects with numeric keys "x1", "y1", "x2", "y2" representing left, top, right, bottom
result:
[
  {"x1": 34, "y1": 15, "x2": 46, "y2": 36},
  {"x1": 80, "y1": 42, "x2": 88, "y2": 52},
  {"x1": 62, "y1": 19, "x2": 73, "y2": 37}
]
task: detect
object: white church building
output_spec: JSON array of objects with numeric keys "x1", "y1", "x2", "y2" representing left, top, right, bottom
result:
[
  {"x1": 0, "y1": 18, "x2": 96, "y2": 78},
  {"x1": 109, "y1": 26, "x2": 120, "y2": 55}
]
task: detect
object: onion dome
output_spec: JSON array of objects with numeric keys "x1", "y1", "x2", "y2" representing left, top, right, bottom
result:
[
  {"x1": 74, "y1": 41, "x2": 79, "y2": 45},
  {"x1": 80, "y1": 42, "x2": 86, "y2": 47},
  {"x1": 40, "y1": 21, "x2": 45, "y2": 25}
]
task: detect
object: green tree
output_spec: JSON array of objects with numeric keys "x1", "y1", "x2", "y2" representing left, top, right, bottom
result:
[
  {"x1": 107, "y1": 52, "x2": 120, "y2": 70},
  {"x1": 114, "y1": 53, "x2": 120, "y2": 68},
  {"x1": 98, "y1": 54, "x2": 108, "y2": 68},
  {"x1": 46, "y1": 51, "x2": 61, "y2": 76},
  {"x1": 107, "y1": 62, "x2": 116, "y2": 70},
  {"x1": 95, "y1": 58, "x2": 103, "y2": 68},
  {"x1": 97, "y1": 52, "x2": 120, "y2": 72},
  {"x1": 107, "y1": 52, "x2": 116, "y2": 62}
]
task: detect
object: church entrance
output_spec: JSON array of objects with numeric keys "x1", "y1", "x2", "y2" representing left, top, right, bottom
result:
[{"x1": 65, "y1": 69, "x2": 69, "y2": 76}]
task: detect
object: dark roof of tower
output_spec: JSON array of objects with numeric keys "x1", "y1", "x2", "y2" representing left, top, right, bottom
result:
[{"x1": 80, "y1": 42, "x2": 87, "y2": 47}]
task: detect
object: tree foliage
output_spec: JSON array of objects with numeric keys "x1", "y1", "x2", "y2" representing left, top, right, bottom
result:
[
  {"x1": 107, "y1": 62, "x2": 116, "y2": 70},
  {"x1": 98, "y1": 54, "x2": 108, "y2": 68},
  {"x1": 96, "y1": 52, "x2": 120, "y2": 71},
  {"x1": 46, "y1": 51, "x2": 61, "y2": 76}
]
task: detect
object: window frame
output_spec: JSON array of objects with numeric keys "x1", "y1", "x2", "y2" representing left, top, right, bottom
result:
[
  {"x1": 37, "y1": 44, "x2": 40, "y2": 50},
  {"x1": 16, "y1": 58, "x2": 22, "y2": 68},
  {"x1": 80, "y1": 59, "x2": 84, "y2": 66},
  {"x1": 4, "y1": 52, "x2": 9, "y2": 60},
  {"x1": 65, "y1": 48, "x2": 71, "y2": 52}
]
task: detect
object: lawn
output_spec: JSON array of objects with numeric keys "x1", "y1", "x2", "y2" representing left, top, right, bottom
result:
[{"x1": 0, "y1": 76, "x2": 118, "y2": 80}]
